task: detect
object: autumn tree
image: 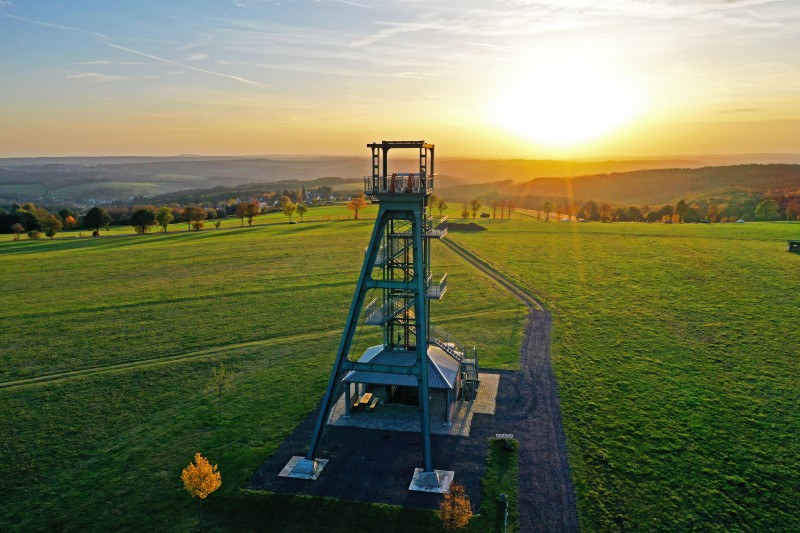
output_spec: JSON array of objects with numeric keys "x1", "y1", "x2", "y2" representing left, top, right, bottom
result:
[
  {"x1": 181, "y1": 452, "x2": 222, "y2": 532},
  {"x1": 183, "y1": 206, "x2": 207, "y2": 231},
  {"x1": 542, "y1": 200, "x2": 555, "y2": 221},
  {"x1": 182, "y1": 206, "x2": 196, "y2": 231},
  {"x1": 435, "y1": 198, "x2": 448, "y2": 217},
  {"x1": 283, "y1": 200, "x2": 297, "y2": 222},
  {"x1": 296, "y1": 203, "x2": 308, "y2": 222},
  {"x1": 348, "y1": 193, "x2": 367, "y2": 220},
  {"x1": 675, "y1": 199, "x2": 688, "y2": 223},
  {"x1": 10, "y1": 222, "x2": 24, "y2": 241},
  {"x1": 131, "y1": 208, "x2": 156, "y2": 234},
  {"x1": 506, "y1": 200, "x2": 515, "y2": 220},
  {"x1": 581, "y1": 201, "x2": 600, "y2": 221},
  {"x1": 461, "y1": 203, "x2": 469, "y2": 219},
  {"x1": 707, "y1": 204, "x2": 719, "y2": 223},
  {"x1": 182, "y1": 452, "x2": 221, "y2": 499},
  {"x1": 235, "y1": 202, "x2": 248, "y2": 227},
  {"x1": 156, "y1": 206, "x2": 174, "y2": 232},
  {"x1": 58, "y1": 208, "x2": 78, "y2": 229},
  {"x1": 568, "y1": 203, "x2": 579, "y2": 222},
  {"x1": 207, "y1": 364, "x2": 234, "y2": 421},
  {"x1": 41, "y1": 214, "x2": 63, "y2": 239},
  {"x1": 83, "y1": 207, "x2": 112, "y2": 233},
  {"x1": 625, "y1": 206, "x2": 643, "y2": 222},
  {"x1": 489, "y1": 199, "x2": 499, "y2": 219},
  {"x1": 439, "y1": 483, "x2": 473, "y2": 530},
  {"x1": 469, "y1": 199, "x2": 482, "y2": 219},
  {"x1": 599, "y1": 203, "x2": 612, "y2": 222},
  {"x1": 58, "y1": 208, "x2": 75, "y2": 222},
  {"x1": 755, "y1": 198, "x2": 779, "y2": 220},
  {"x1": 246, "y1": 200, "x2": 260, "y2": 226}
]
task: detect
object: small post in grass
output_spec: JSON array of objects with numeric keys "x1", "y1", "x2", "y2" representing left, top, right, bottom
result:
[{"x1": 498, "y1": 492, "x2": 509, "y2": 533}]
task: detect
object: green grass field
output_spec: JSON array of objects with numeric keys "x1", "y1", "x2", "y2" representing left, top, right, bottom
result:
[
  {"x1": 0, "y1": 215, "x2": 521, "y2": 531},
  {"x1": 4, "y1": 210, "x2": 797, "y2": 532},
  {"x1": 450, "y1": 220, "x2": 800, "y2": 531}
]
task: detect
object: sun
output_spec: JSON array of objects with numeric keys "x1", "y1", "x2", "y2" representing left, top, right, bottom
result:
[{"x1": 490, "y1": 53, "x2": 642, "y2": 148}]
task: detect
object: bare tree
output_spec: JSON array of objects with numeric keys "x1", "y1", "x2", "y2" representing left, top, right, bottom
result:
[
  {"x1": 207, "y1": 364, "x2": 234, "y2": 422},
  {"x1": 542, "y1": 201, "x2": 555, "y2": 221},
  {"x1": 10, "y1": 223, "x2": 24, "y2": 241},
  {"x1": 469, "y1": 199, "x2": 481, "y2": 219},
  {"x1": 435, "y1": 198, "x2": 448, "y2": 217}
]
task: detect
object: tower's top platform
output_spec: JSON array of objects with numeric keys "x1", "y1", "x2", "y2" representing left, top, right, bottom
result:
[
  {"x1": 365, "y1": 140, "x2": 435, "y2": 198},
  {"x1": 367, "y1": 140, "x2": 434, "y2": 150}
]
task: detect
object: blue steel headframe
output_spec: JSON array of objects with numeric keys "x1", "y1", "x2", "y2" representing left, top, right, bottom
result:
[{"x1": 304, "y1": 141, "x2": 436, "y2": 473}]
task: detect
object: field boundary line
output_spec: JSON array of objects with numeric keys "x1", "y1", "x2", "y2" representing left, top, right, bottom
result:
[
  {"x1": 0, "y1": 329, "x2": 340, "y2": 391},
  {"x1": 441, "y1": 237, "x2": 543, "y2": 311}
]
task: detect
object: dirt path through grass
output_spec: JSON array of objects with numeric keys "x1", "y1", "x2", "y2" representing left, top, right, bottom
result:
[
  {"x1": 444, "y1": 238, "x2": 578, "y2": 533},
  {"x1": 0, "y1": 330, "x2": 339, "y2": 390}
]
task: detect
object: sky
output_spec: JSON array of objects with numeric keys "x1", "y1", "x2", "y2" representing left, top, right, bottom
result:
[{"x1": 1, "y1": 0, "x2": 799, "y2": 158}]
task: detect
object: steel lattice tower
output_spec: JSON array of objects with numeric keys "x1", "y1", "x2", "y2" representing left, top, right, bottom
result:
[{"x1": 290, "y1": 140, "x2": 463, "y2": 488}]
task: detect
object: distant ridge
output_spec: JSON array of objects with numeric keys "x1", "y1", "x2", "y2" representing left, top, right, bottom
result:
[
  {"x1": 2, "y1": 155, "x2": 799, "y2": 206},
  {"x1": 438, "y1": 164, "x2": 800, "y2": 206}
]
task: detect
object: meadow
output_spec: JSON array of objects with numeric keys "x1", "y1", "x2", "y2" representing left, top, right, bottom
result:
[
  {"x1": 0, "y1": 215, "x2": 521, "y2": 531},
  {"x1": 453, "y1": 220, "x2": 799, "y2": 531},
  {"x1": 3, "y1": 210, "x2": 797, "y2": 531}
]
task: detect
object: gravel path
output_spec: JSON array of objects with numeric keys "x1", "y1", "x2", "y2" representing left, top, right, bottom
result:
[{"x1": 443, "y1": 239, "x2": 579, "y2": 533}]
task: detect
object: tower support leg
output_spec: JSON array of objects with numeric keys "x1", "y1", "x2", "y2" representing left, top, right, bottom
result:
[{"x1": 289, "y1": 210, "x2": 391, "y2": 478}]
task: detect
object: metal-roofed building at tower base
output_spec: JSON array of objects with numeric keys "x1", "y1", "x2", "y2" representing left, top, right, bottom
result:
[{"x1": 285, "y1": 141, "x2": 479, "y2": 492}]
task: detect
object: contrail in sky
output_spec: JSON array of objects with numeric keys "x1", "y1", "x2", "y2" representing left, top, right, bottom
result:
[{"x1": 1, "y1": 12, "x2": 267, "y2": 88}]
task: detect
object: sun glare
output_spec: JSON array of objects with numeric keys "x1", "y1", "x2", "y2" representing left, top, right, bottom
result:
[{"x1": 490, "y1": 54, "x2": 642, "y2": 148}]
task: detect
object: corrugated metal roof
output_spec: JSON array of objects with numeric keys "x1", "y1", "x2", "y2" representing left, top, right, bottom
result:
[
  {"x1": 428, "y1": 345, "x2": 459, "y2": 389},
  {"x1": 343, "y1": 370, "x2": 417, "y2": 388},
  {"x1": 343, "y1": 344, "x2": 460, "y2": 390}
]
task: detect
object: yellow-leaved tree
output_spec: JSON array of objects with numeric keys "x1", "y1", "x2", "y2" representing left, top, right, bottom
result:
[
  {"x1": 348, "y1": 193, "x2": 368, "y2": 220},
  {"x1": 181, "y1": 452, "x2": 221, "y2": 531},
  {"x1": 440, "y1": 483, "x2": 473, "y2": 529},
  {"x1": 182, "y1": 452, "x2": 221, "y2": 499}
]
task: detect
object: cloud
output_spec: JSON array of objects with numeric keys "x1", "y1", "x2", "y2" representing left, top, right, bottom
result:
[
  {"x1": 3, "y1": 12, "x2": 267, "y2": 88},
  {"x1": 66, "y1": 72, "x2": 128, "y2": 83},
  {"x1": 349, "y1": 21, "x2": 439, "y2": 47},
  {"x1": 331, "y1": 0, "x2": 372, "y2": 8},
  {"x1": 394, "y1": 71, "x2": 431, "y2": 79},
  {"x1": 0, "y1": 1, "x2": 13, "y2": 8},
  {"x1": 187, "y1": 53, "x2": 208, "y2": 61}
]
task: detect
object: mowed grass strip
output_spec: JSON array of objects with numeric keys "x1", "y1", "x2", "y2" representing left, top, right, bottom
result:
[
  {"x1": 0, "y1": 222, "x2": 360, "y2": 381},
  {"x1": 451, "y1": 220, "x2": 800, "y2": 531},
  {"x1": 1, "y1": 216, "x2": 521, "y2": 531}
]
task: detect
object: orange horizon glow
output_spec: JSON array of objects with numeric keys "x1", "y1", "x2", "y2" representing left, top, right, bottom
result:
[{"x1": 1, "y1": 2, "x2": 799, "y2": 159}]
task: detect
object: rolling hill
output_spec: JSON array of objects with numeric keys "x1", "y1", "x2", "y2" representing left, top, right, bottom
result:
[{"x1": 438, "y1": 164, "x2": 800, "y2": 207}]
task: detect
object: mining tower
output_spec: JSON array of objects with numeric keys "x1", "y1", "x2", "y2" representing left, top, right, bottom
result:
[{"x1": 288, "y1": 140, "x2": 478, "y2": 490}]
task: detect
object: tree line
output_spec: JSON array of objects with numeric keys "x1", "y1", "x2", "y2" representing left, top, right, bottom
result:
[
  {"x1": 0, "y1": 195, "x2": 317, "y2": 239},
  {"x1": 453, "y1": 198, "x2": 516, "y2": 220},
  {"x1": 487, "y1": 196, "x2": 795, "y2": 223},
  {"x1": 0, "y1": 203, "x2": 78, "y2": 240}
]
